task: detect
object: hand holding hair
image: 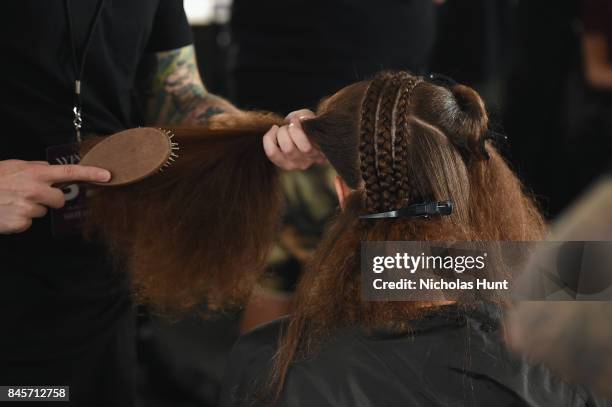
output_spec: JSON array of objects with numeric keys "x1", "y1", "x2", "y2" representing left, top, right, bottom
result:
[
  {"x1": 0, "y1": 159, "x2": 110, "y2": 234},
  {"x1": 263, "y1": 109, "x2": 327, "y2": 170}
]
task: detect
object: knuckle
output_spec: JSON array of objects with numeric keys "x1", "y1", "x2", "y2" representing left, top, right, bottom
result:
[
  {"x1": 287, "y1": 124, "x2": 300, "y2": 136},
  {"x1": 14, "y1": 197, "x2": 29, "y2": 207},
  {"x1": 24, "y1": 165, "x2": 41, "y2": 178},
  {"x1": 266, "y1": 149, "x2": 281, "y2": 159},
  {"x1": 25, "y1": 208, "x2": 39, "y2": 219},
  {"x1": 285, "y1": 110, "x2": 300, "y2": 120},
  {"x1": 297, "y1": 109, "x2": 315, "y2": 119},
  {"x1": 20, "y1": 185, "x2": 39, "y2": 200},
  {"x1": 17, "y1": 203, "x2": 33, "y2": 217},
  {"x1": 62, "y1": 165, "x2": 76, "y2": 178},
  {"x1": 286, "y1": 109, "x2": 313, "y2": 121},
  {"x1": 278, "y1": 135, "x2": 293, "y2": 152},
  {"x1": 2, "y1": 159, "x2": 24, "y2": 168}
]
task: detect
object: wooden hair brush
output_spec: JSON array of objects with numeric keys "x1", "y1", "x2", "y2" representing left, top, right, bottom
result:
[{"x1": 79, "y1": 127, "x2": 179, "y2": 186}]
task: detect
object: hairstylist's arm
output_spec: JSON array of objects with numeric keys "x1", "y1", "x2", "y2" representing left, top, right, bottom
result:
[
  {"x1": 145, "y1": 44, "x2": 239, "y2": 126},
  {"x1": 145, "y1": 45, "x2": 325, "y2": 170},
  {"x1": 0, "y1": 160, "x2": 110, "y2": 234},
  {"x1": 263, "y1": 109, "x2": 327, "y2": 170}
]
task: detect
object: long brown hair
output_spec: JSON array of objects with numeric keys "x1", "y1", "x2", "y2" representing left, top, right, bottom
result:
[
  {"x1": 270, "y1": 72, "x2": 546, "y2": 394},
  {"x1": 84, "y1": 112, "x2": 285, "y2": 313}
]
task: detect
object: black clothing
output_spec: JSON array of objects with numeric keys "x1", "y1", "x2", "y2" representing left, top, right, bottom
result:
[
  {"x1": 230, "y1": 0, "x2": 436, "y2": 114},
  {"x1": 220, "y1": 304, "x2": 608, "y2": 407},
  {"x1": 0, "y1": 1, "x2": 191, "y2": 405}
]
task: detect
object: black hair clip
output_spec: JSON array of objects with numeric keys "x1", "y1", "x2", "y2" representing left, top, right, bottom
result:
[{"x1": 360, "y1": 201, "x2": 454, "y2": 220}]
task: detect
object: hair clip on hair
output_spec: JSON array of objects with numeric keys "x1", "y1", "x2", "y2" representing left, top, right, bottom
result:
[{"x1": 360, "y1": 201, "x2": 454, "y2": 220}]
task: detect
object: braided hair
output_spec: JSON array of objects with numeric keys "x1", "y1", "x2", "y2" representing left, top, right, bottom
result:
[
  {"x1": 355, "y1": 71, "x2": 492, "y2": 217},
  {"x1": 359, "y1": 72, "x2": 425, "y2": 212}
]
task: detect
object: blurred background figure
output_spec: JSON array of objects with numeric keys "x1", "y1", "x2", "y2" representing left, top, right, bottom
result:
[
  {"x1": 563, "y1": 0, "x2": 612, "y2": 204},
  {"x1": 506, "y1": 175, "x2": 612, "y2": 400},
  {"x1": 507, "y1": 0, "x2": 612, "y2": 216}
]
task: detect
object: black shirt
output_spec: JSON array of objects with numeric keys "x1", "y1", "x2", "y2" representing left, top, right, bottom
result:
[
  {"x1": 0, "y1": 0, "x2": 192, "y2": 158},
  {"x1": 0, "y1": 0, "x2": 191, "y2": 400},
  {"x1": 220, "y1": 304, "x2": 608, "y2": 407}
]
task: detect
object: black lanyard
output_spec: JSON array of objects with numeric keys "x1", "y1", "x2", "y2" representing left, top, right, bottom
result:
[{"x1": 63, "y1": 0, "x2": 106, "y2": 143}]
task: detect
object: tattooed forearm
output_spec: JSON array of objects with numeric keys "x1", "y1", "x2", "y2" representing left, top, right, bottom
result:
[{"x1": 146, "y1": 45, "x2": 238, "y2": 125}]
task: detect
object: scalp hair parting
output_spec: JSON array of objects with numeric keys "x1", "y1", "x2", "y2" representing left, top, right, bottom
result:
[{"x1": 84, "y1": 112, "x2": 285, "y2": 314}]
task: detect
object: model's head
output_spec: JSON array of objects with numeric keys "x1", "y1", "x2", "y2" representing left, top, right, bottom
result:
[
  {"x1": 270, "y1": 71, "x2": 546, "y2": 395},
  {"x1": 303, "y1": 71, "x2": 541, "y2": 239}
]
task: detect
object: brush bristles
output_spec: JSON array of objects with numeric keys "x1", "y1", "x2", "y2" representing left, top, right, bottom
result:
[{"x1": 159, "y1": 129, "x2": 180, "y2": 172}]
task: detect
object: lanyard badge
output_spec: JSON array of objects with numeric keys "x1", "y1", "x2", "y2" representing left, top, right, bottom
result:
[
  {"x1": 46, "y1": 142, "x2": 86, "y2": 237},
  {"x1": 46, "y1": 0, "x2": 106, "y2": 237}
]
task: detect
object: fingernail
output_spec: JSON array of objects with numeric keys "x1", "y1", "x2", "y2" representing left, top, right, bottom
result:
[
  {"x1": 288, "y1": 122, "x2": 295, "y2": 127},
  {"x1": 98, "y1": 170, "x2": 111, "y2": 182}
]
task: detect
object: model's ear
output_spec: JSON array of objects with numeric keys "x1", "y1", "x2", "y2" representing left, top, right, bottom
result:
[{"x1": 334, "y1": 175, "x2": 352, "y2": 211}]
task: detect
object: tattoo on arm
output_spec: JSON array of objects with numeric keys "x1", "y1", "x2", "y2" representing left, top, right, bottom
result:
[{"x1": 146, "y1": 45, "x2": 237, "y2": 125}]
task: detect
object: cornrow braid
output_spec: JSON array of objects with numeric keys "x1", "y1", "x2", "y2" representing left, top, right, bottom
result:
[
  {"x1": 359, "y1": 72, "x2": 392, "y2": 212},
  {"x1": 393, "y1": 74, "x2": 423, "y2": 207},
  {"x1": 374, "y1": 74, "x2": 405, "y2": 211},
  {"x1": 359, "y1": 72, "x2": 423, "y2": 213}
]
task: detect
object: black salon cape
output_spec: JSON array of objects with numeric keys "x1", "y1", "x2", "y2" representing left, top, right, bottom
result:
[
  {"x1": 0, "y1": 1, "x2": 191, "y2": 406},
  {"x1": 220, "y1": 304, "x2": 608, "y2": 407}
]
